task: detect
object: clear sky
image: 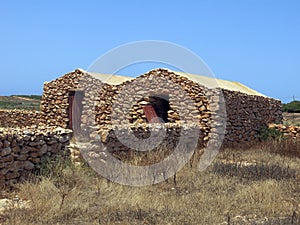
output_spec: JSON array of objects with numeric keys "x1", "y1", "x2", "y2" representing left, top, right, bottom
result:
[{"x1": 1, "y1": 0, "x2": 299, "y2": 102}]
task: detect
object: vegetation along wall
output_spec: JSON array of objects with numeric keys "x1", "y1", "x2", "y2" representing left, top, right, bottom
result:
[{"x1": 269, "y1": 124, "x2": 300, "y2": 139}]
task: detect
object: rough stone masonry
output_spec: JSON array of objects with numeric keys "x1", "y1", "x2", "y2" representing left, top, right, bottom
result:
[
  {"x1": 0, "y1": 126, "x2": 72, "y2": 186},
  {"x1": 0, "y1": 68, "x2": 284, "y2": 186},
  {"x1": 40, "y1": 68, "x2": 282, "y2": 148}
]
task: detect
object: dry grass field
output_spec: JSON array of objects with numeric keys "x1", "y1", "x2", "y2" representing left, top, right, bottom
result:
[
  {"x1": 0, "y1": 139, "x2": 299, "y2": 225},
  {"x1": 0, "y1": 101, "x2": 299, "y2": 224}
]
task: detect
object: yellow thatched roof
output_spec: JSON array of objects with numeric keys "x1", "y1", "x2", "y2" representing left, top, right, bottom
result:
[
  {"x1": 87, "y1": 71, "x2": 133, "y2": 85},
  {"x1": 81, "y1": 69, "x2": 265, "y2": 97},
  {"x1": 172, "y1": 71, "x2": 266, "y2": 97}
]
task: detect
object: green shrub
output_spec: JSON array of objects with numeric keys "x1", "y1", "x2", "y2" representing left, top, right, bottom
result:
[
  {"x1": 259, "y1": 127, "x2": 284, "y2": 141},
  {"x1": 282, "y1": 100, "x2": 300, "y2": 113}
]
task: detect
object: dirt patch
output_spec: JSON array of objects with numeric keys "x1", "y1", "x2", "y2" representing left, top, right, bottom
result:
[{"x1": 283, "y1": 112, "x2": 300, "y2": 126}]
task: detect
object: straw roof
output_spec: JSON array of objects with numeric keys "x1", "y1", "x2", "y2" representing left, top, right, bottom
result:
[{"x1": 80, "y1": 69, "x2": 265, "y2": 97}]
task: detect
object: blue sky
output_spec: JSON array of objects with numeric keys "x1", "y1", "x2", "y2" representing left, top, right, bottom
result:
[{"x1": 1, "y1": 0, "x2": 299, "y2": 102}]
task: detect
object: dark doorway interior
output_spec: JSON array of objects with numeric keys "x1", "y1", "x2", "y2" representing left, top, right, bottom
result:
[
  {"x1": 68, "y1": 91, "x2": 84, "y2": 131},
  {"x1": 146, "y1": 95, "x2": 170, "y2": 123}
]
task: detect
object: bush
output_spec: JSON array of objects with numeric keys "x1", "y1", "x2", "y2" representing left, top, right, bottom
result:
[
  {"x1": 259, "y1": 127, "x2": 284, "y2": 141},
  {"x1": 282, "y1": 101, "x2": 300, "y2": 113}
]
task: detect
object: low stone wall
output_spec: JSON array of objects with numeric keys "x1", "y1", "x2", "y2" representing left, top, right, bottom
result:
[
  {"x1": 75, "y1": 123, "x2": 208, "y2": 171},
  {"x1": 269, "y1": 124, "x2": 300, "y2": 139},
  {"x1": 0, "y1": 109, "x2": 43, "y2": 128},
  {"x1": 98, "y1": 123, "x2": 205, "y2": 151},
  {"x1": 0, "y1": 126, "x2": 72, "y2": 187}
]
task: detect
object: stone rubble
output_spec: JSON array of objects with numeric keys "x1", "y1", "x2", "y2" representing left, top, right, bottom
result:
[{"x1": 269, "y1": 124, "x2": 300, "y2": 139}]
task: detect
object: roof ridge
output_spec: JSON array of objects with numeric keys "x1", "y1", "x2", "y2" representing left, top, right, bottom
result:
[{"x1": 72, "y1": 68, "x2": 267, "y2": 97}]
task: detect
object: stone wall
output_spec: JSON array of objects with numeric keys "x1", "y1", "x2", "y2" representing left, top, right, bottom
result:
[
  {"x1": 1, "y1": 68, "x2": 284, "y2": 187},
  {"x1": 41, "y1": 68, "x2": 282, "y2": 148},
  {"x1": 222, "y1": 89, "x2": 282, "y2": 146},
  {"x1": 94, "y1": 69, "x2": 282, "y2": 147},
  {"x1": 94, "y1": 69, "x2": 213, "y2": 144},
  {"x1": 79, "y1": 123, "x2": 206, "y2": 178},
  {"x1": 0, "y1": 109, "x2": 43, "y2": 128},
  {"x1": 99, "y1": 123, "x2": 205, "y2": 151},
  {"x1": 41, "y1": 69, "x2": 104, "y2": 129},
  {"x1": 0, "y1": 127, "x2": 72, "y2": 187}
]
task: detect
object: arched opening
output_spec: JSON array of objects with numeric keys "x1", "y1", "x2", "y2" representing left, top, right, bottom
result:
[{"x1": 143, "y1": 95, "x2": 170, "y2": 123}]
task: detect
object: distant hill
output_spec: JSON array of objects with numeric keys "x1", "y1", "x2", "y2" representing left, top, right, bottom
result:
[{"x1": 0, "y1": 95, "x2": 41, "y2": 111}]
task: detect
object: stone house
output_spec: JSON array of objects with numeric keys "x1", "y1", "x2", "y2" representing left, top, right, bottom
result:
[{"x1": 41, "y1": 68, "x2": 282, "y2": 147}]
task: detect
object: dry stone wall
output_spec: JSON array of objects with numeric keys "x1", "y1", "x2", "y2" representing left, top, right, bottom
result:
[
  {"x1": 82, "y1": 123, "x2": 205, "y2": 170},
  {"x1": 222, "y1": 89, "x2": 282, "y2": 146},
  {"x1": 94, "y1": 69, "x2": 282, "y2": 147},
  {"x1": 41, "y1": 68, "x2": 282, "y2": 148},
  {"x1": 94, "y1": 69, "x2": 213, "y2": 144},
  {"x1": 41, "y1": 69, "x2": 105, "y2": 131},
  {"x1": 99, "y1": 123, "x2": 205, "y2": 151},
  {"x1": 0, "y1": 109, "x2": 43, "y2": 128},
  {"x1": 0, "y1": 67, "x2": 282, "y2": 186},
  {"x1": 41, "y1": 70, "x2": 82, "y2": 128},
  {"x1": 0, "y1": 126, "x2": 72, "y2": 186}
]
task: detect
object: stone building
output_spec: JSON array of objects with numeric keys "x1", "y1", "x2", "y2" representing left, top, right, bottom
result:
[
  {"x1": 0, "y1": 68, "x2": 283, "y2": 186},
  {"x1": 41, "y1": 68, "x2": 282, "y2": 147}
]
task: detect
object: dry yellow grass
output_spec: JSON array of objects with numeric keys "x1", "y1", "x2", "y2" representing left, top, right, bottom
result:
[{"x1": 1, "y1": 140, "x2": 300, "y2": 225}]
